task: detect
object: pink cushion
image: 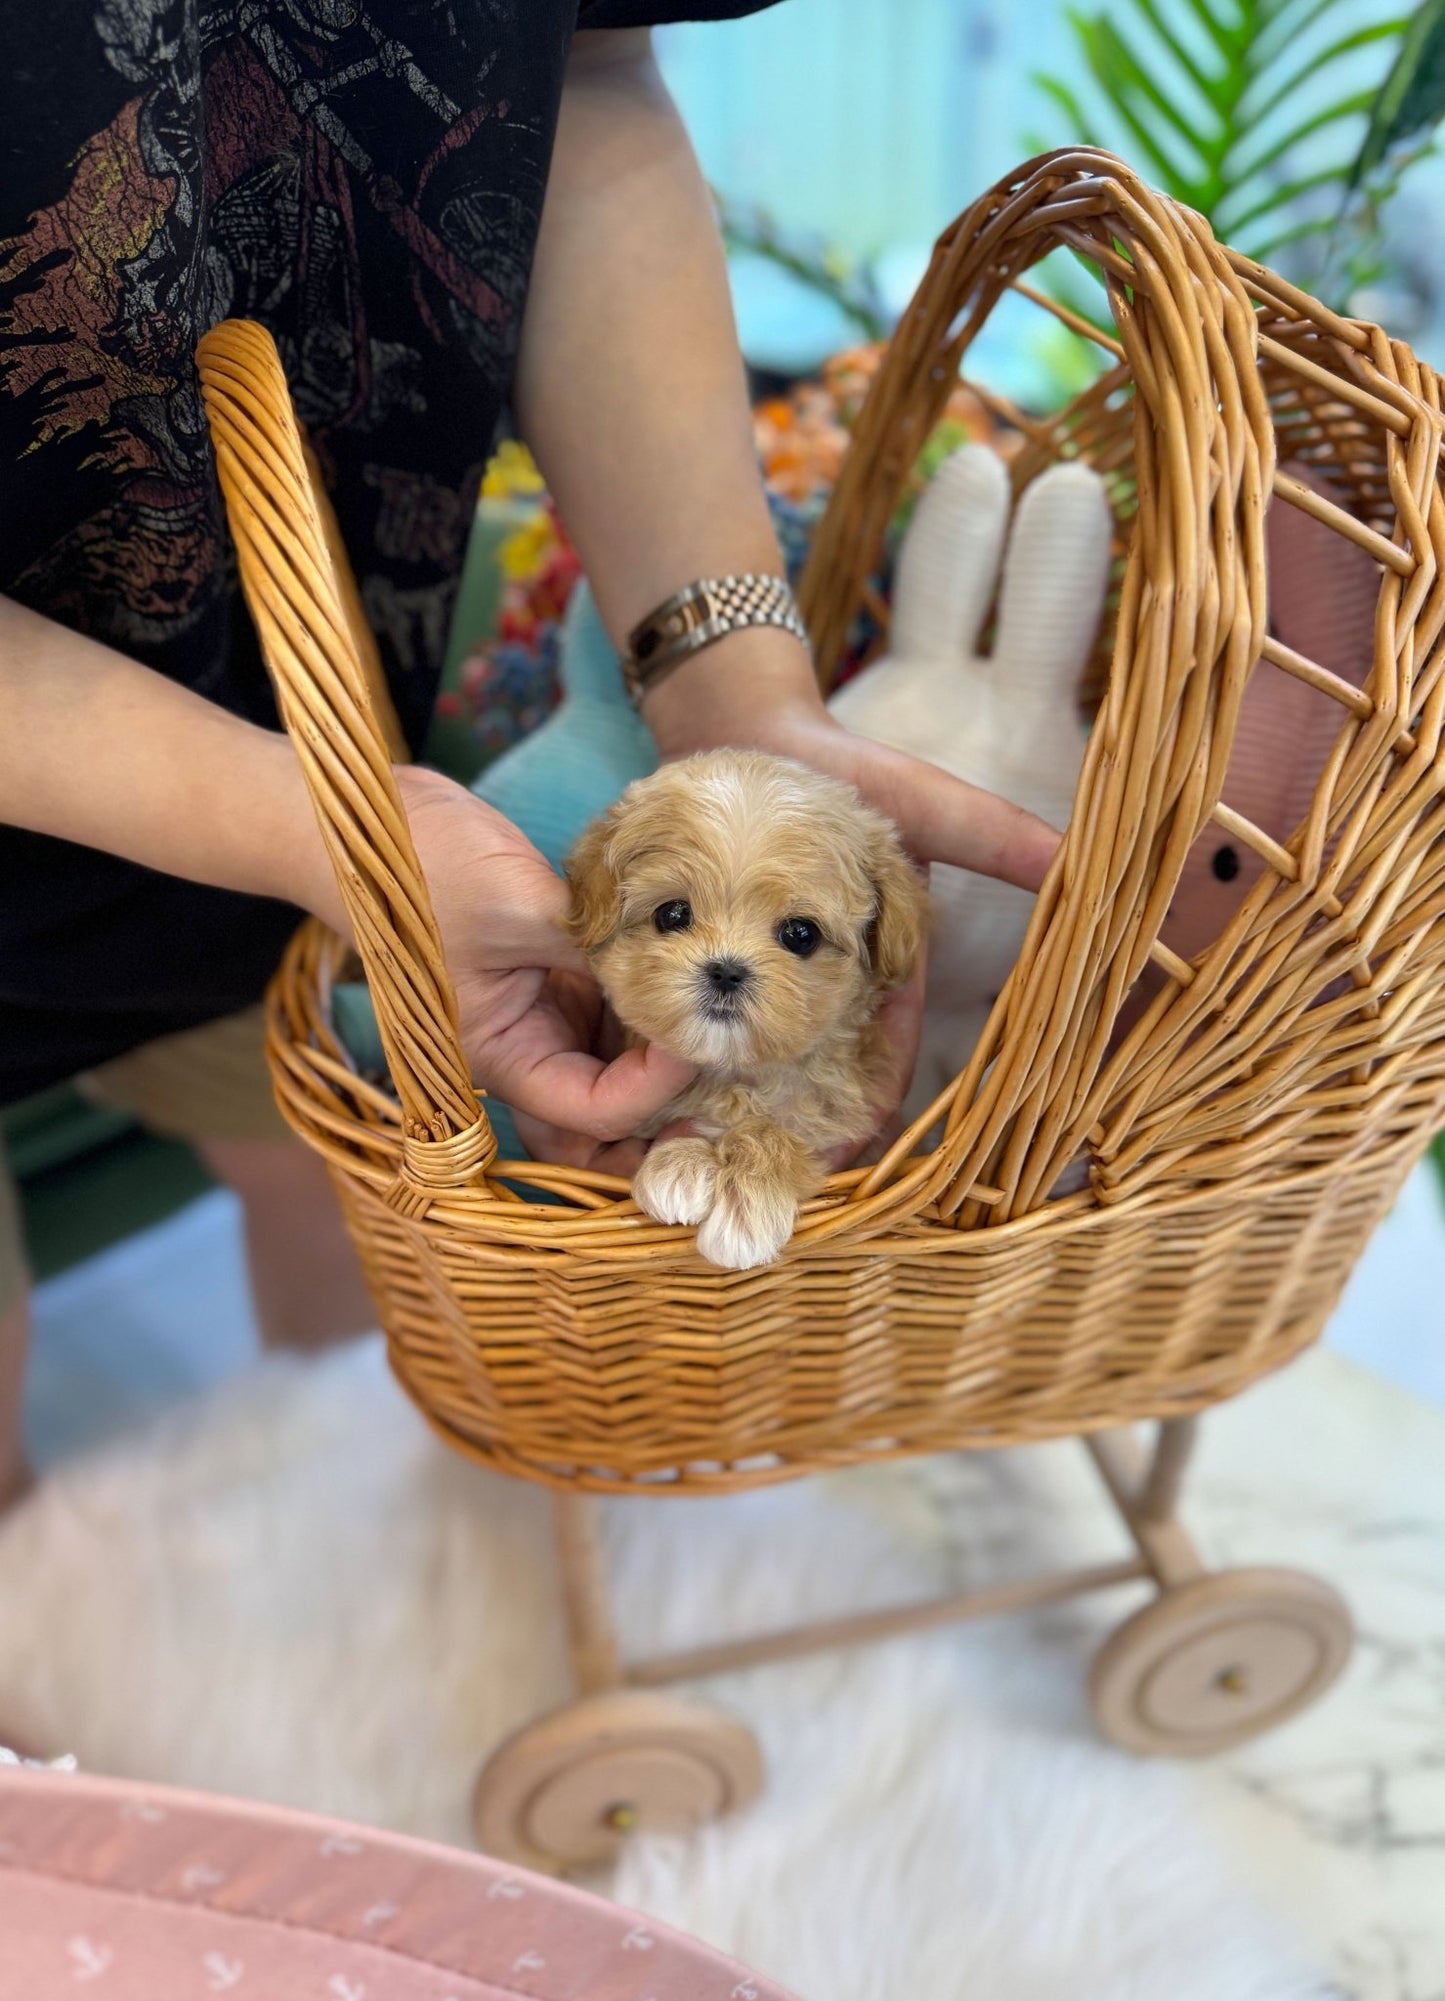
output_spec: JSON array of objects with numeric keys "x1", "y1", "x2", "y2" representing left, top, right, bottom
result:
[{"x1": 0, "y1": 1768, "x2": 795, "y2": 1999}]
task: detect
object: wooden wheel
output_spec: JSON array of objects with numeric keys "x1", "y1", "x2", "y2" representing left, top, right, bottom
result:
[
  {"x1": 1090, "y1": 1568, "x2": 1353, "y2": 1756},
  {"x1": 472, "y1": 1691, "x2": 764, "y2": 1873}
]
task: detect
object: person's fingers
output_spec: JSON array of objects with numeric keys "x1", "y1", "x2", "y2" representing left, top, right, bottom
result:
[
  {"x1": 476, "y1": 854, "x2": 593, "y2": 978},
  {"x1": 871, "y1": 1107, "x2": 908, "y2": 1155},
  {"x1": 495, "y1": 1036, "x2": 697, "y2": 1143},
  {"x1": 532, "y1": 966, "x2": 605, "y2": 1047},
  {"x1": 760, "y1": 716, "x2": 1061, "y2": 893},
  {"x1": 507, "y1": 1115, "x2": 702, "y2": 1182},
  {"x1": 510, "y1": 1112, "x2": 650, "y2": 1177},
  {"x1": 870, "y1": 743, "x2": 1062, "y2": 890},
  {"x1": 875, "y1": 956, "x2": 924, "y2": 1110},
  {"x1": 403, "y1": 784, "x2": 591, "y2": 980},
  {"x1": 518, "y1": 907, "x2": 593, "y2": 979},
  {"x1": 890, "y1": 444, "x2": 1011, "y2": 665},
  {"x1": 650, "y1": 1117, "x2": 699, "y2": 1144},
  {"x1": 865, "y1": 959, "x2": 924, "y2": 1132}
]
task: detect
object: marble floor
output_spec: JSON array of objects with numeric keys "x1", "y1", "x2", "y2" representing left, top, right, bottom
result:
[{"x1": 1186, "y1": 1359, "x2": 1445, "y2": 2000}]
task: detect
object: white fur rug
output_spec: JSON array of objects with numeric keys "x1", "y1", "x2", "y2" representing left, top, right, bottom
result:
[{"x1": 0, "y1": 1337, "x2": 1414, "y2": 1998}]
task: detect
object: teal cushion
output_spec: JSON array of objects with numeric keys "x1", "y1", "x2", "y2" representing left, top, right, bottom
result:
[{"x1": 331, "y1": 583, "x2": 651, "y2": 1178}]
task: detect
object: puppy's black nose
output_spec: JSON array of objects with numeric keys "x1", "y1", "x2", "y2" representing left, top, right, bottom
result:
[{"x1": 704, "y1": 958, "x2": 751, "y2": 996}]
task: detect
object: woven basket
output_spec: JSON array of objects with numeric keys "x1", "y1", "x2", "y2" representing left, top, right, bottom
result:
[{"x1": 196, "y1": 148, "x2": 1445, "y2": 1495}]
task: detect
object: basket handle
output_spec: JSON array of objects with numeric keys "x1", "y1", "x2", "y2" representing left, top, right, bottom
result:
[
  {"x1": 801, "y1": 150, "x2": 1275, "y2": 1221},
  {"x1": 196, "y1": 319, "x2": 493, "y2": 1171}
]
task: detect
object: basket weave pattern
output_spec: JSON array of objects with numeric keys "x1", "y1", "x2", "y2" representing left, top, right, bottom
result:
[{"x1": 197, "y1": 150, "x2": 1445, "y2": 1492}]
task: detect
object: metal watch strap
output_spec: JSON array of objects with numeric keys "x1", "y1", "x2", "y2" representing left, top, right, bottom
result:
[{"x1": 620, "y1": 574, "x2": 810, "y2": 707}]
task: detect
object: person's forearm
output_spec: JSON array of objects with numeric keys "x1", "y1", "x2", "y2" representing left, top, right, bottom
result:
[
  {"x1": 514, "y1": 28, "x2": 820, "y2": 754},
  {"x1": 0, "y1": 595, "x2": 344, "y2": 928}
]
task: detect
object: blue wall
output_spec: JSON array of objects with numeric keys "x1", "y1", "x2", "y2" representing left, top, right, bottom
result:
[{"x1": 656, "y1": 1, "x2": 1040, "y2": 262}]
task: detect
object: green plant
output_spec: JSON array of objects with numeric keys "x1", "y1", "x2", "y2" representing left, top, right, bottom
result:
[
  {"x1": 1351, "y1": 0, "x2": 1445, "y2": 190},
  {"x1": 1034, "y1": 0, "x2": 1435, "y2": 309}
]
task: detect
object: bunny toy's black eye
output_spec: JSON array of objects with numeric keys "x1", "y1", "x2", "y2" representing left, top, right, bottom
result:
[
  {"x1": 653, "y1": 900, "x2": 693, "y2": 934},
  {"x1": 1211, "y1": 845, "x2": 1240, "y2": 883},
  {"x1": 777, "y1": 917, "x2": 822, "y2": 957}
]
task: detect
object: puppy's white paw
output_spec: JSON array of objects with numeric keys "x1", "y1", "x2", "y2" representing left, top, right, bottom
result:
[
  {"x1": 634, "y1": 1137, "x2": 718, "y2": 1227},
  {"x1": 695, "y1": 1181, "x2": 797, "y2": 1270}
]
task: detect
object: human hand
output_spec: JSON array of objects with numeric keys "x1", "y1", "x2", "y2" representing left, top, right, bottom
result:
[{"x1": 389, "y1": 766, "x2": 694, "y2": 1173}]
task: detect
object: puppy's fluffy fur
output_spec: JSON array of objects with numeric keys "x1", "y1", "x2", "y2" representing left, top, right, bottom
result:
[{"x1": 566, "y1": 750, "x2": 924, "y2": 1269}]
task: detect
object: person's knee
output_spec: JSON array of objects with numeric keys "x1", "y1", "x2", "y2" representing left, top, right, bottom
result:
[
  {"x1": 196, "y1": 1133, "x2": 334, "y2": 1211},
  {"x1": 197, "y1": 1135, "x2": 373, "y2": 1350}
]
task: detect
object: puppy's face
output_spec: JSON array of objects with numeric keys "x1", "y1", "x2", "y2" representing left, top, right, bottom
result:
[{"x1": 566, "y1": 752, "x2": 922, "y2": 1070}]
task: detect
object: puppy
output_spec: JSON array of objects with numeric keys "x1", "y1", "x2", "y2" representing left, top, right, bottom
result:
[{"x1": 566, "y1": 750, "x2": 924, "y2": 1269}]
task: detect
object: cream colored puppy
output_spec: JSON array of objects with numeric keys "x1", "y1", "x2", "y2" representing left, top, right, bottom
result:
[{"x1": 567, "y1": 751, "x2": 924, "y2": 1269}]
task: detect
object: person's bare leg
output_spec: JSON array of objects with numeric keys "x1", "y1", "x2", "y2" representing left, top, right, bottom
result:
[
  {"x1": 0, "y1": 1293, "x2": 32, "y2": 1512},
  {"x1": 196, "y1": 1137, "x2": 375, "y2": 1351}
]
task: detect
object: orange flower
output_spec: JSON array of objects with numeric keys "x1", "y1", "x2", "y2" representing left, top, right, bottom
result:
[{"x1": 753, "y1": 381, "x2": 853, "y2": 501}]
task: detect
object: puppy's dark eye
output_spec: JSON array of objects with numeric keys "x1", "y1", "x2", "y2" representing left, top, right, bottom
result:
[
  {"x1": 777, "y1": 916, "x2": 822, "y2": 957},
  {"x1": 653, "y1": 900, "x2": 693, "y2": 934}
]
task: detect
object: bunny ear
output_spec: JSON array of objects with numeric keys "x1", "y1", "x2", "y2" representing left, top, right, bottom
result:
[
  {"x1": 992, "y1": 461, "x2": 1115, "y2": 702},
  {"x1": 889, "y1": 443, "x2": 1011, "y2": 665}
]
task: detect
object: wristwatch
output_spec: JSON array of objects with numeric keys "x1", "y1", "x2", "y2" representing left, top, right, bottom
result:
[{"x1": 620, "y1": 574, "x2": 810, "y2": 708}]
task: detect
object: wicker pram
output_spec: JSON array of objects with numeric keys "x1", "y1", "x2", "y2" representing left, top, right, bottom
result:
[{"x1": 196, "y1": 149, "x2": 1445, "y2": 1870}]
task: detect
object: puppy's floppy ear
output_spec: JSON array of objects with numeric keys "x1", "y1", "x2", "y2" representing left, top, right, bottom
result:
[
  {"x1": 565, "y1": 816, "x2": 622, "y2": 954},
  {"x1": 865, "y1": 830, "x2": 926, "y2": 990}
]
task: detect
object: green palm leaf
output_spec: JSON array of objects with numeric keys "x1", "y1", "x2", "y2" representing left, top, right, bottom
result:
[
  {"x1": 1035, "y1": 0, "x2": 1422, "y2": 308},
  {"x1": 1349, "y1": 0, "x2": 1445, "y2": 186}
]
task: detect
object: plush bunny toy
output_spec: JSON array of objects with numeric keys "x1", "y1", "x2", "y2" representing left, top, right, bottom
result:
[{"x1": 828, "y1": 444, "x2": 1114, "y2": 1119}]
